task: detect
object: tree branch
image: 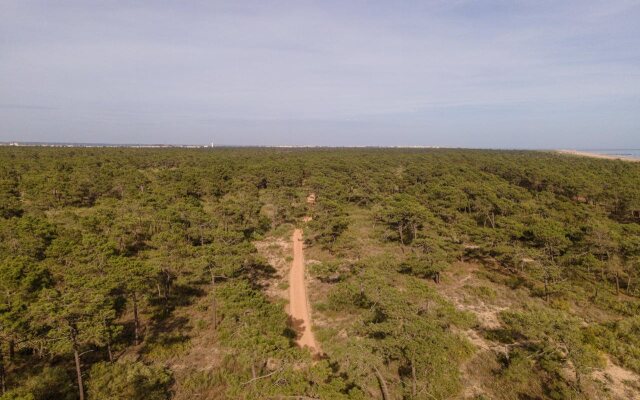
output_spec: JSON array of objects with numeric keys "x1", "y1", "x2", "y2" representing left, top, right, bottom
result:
[{"x1": 241, "y1": 368, "x2": 282, "y2": 386}]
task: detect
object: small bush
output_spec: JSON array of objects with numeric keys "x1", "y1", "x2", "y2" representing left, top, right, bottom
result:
[
  {"x1": 467, "y1": 285, "x2": 497, "y2": 300},
  {"x1": 143, "y1": 332, "x2": 192, "y2": 361},
  {"x1": 277, "y1": 280, "x2": 289, "y2": 290},
  {"x1": 87, "y1": 361, "x2": 172, "y2": 400},
  {"x1": 0, "y1": 366, "x2": 75, "y2": 400},
  {"x1": 177, "y1": 370, "x2": 225, "y2": 398}
]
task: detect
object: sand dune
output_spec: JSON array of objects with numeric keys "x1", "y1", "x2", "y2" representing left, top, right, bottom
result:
[{"x1": 556, "y1": 150, "x2": 639, "y2": 162}]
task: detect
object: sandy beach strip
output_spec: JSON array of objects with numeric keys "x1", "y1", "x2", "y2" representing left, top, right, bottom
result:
[{"x1": 555, "y1": 150, "x2": 640, "y2": 162}]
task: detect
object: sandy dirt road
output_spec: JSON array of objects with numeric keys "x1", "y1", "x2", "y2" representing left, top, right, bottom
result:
[{"x1": 288, "y1": 228, "x2": 319, "y2": 353}]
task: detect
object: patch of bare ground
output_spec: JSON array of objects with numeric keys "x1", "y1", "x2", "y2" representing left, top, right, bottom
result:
[
  {"x1": 256, "y1": 204, "x2": 321, "y2": 354},
  {"x1": 164, "y1": 293, "x2": 222, "y2": 372},
  {"x1": 436, "y1": 261, "x2": 640, "y2": 399},
  {"x1": 434, "y1": 262, "x2": 514, "y2": 398},
  {"x1": 556, "y1": 149, "x2": 640, "y2": 162},
  {"x1": 458, "y1": 351, "x2": 508, "y2": 399},
  {"x1": 306, "y1": 192, "x2": 316, "y2": 205},
  {"x1": 592, "y1": 356, "x2": 640, "y2": 400},
  {"x1": 302, "y1": 261, "x2": 362, "y2": 335},
  {"x1": 254, "y1": 236, "x2": 292, "y2": 301},
  {"x1": 136, "y1": 287, "x2": 227, "y2": 400},
  {"x1": 438, "y1": 262, "x2": 508, "y2": 330},
  {"x1": 289, "y1": 228, "x2": 320, "y2": 353}
]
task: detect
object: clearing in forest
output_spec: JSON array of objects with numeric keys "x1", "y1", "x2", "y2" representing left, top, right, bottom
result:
[{"x1": 288, "y1": 227, "x2": 320, "y2": 353}]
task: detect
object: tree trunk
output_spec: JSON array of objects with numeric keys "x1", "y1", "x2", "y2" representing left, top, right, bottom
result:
[
  {"x1": 71, "y1": 327, "x2": 85, "y2": 400},
  {"x1": 250, "y1": 359, "x2": 257, "y2": 390},
  {"x1": 106, "y1": 341, "x2": 113, "y2": 363},
  {"x1": 162, "y1": 272, "x2": 171, "y2": 314},
  {"x1": 373, "y1": 365, "x2": 391, "y2": 400},
  {"x1": 410, "y1": 358, "x2": 417, "y2": 398},
  {"x1": 544, "y1": 274, "x2": 550, "y2": 302},
  {"x1": 133, "y1": 292, "x2": 141, "y2": 346},
  {"x1": 1, "y1": 345, "x2": 6, "y2": 395},
  {"x1": 212, "y1": 276, "x2": 218, "y2": 330},
  {"x1": 103, "y1": 317, "x2": 114, "y2": 362},
  {"x1": 37, "y1": 342, "x2": 45, "y2": 358}
]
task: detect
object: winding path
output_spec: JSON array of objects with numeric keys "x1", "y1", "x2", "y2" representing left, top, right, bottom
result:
[{"x1": 288, "y1": 227, "x2": 319, "y2": 353}]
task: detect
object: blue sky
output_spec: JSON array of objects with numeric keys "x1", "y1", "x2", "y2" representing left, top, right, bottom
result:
[{"x1": 1, "y1": 0, "x2": 639, "y2": 147}]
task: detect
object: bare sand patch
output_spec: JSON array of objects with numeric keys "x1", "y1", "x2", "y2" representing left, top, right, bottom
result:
[
  {"x1": 288, "y1": 228, "x2": 320, "y2": 354},
  {"x1": 592, "y1": 356, "x2": 640, "y2": 400},
  {"x1": 556, "y1": 150, "x2": 640, "y2": 162}
]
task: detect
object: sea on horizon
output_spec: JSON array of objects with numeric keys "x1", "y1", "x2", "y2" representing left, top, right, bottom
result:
[{"x1": 581, "y1": 149, "x2": 640, "y2": 159}]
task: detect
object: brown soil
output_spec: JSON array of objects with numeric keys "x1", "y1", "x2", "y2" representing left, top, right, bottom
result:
[
  {"x1": 306, "y1": 193, "x2": 316, "y2": 205},
  {"x1": 592, "y1": 356, "x2": 640, "y2": 400},
  {"x1": 288, "y1": 228, "x2": 320, "y2": 353}
]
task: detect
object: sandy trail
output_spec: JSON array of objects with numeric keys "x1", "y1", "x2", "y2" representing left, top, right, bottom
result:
[{"x1": 288, "y1": 228, "x2": 319, "y2": 353}]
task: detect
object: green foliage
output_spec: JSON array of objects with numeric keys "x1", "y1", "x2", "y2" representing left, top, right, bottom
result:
[
  {"x1": 0, "y1": 366, "x2": 75, "y2": 400},
  {"x1": 398, "y1": 252, "x2": 448, "y2": 281},
  {"x1": 142, "y1": 333, "x2": 192, "y2": 361},
  {"x1": 499, "y1": 305, "x2": 604, "y2": 394},
  {"x1": 309, "y1": 199, "x2": 350, "y2": 249},
  {"x1": 87, "y1": 361, "x2": 172, "y2": 400},
  {"x1": 309, "y1": 260, "x2": 347, "y2": 283},
  {"x1": 467, "y1": 285, "x2": 497, "y2": 300},
  {"x1": 377, "y1": 194, "x2": 432, "y2": 245},
  {"x1": 174, "y1": 370, "x2": 225, "y2": 399},
  {"x1": 0, "y1": 168, "x2": 22, "y2": 219},
  {"x1": 588, "y1": 316, "x2": 640, "y2": 373},
  {"x1": 1, "y1": 147, "x2": 639, "y2": 399}
]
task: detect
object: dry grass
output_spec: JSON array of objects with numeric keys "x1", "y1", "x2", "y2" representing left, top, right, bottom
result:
[
  {"x1": 434, "y1": 261, "x2": 640, "y2": 399},
  {"x1": 254, "y1": 235, "x2": 291, "y2": 302}
]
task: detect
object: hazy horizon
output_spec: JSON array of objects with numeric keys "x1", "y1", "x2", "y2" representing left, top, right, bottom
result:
[
  {"x1": 4, "y1": 141, "x2": 640, "y2": 153},
  {"x1": 2, "y1": 1, "x2": 639, "y2": 148}
]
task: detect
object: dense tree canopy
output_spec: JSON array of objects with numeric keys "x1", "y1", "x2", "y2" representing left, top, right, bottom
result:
[{"x1": 0, "y1": 147, "x2": 639, "y2": 399}]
